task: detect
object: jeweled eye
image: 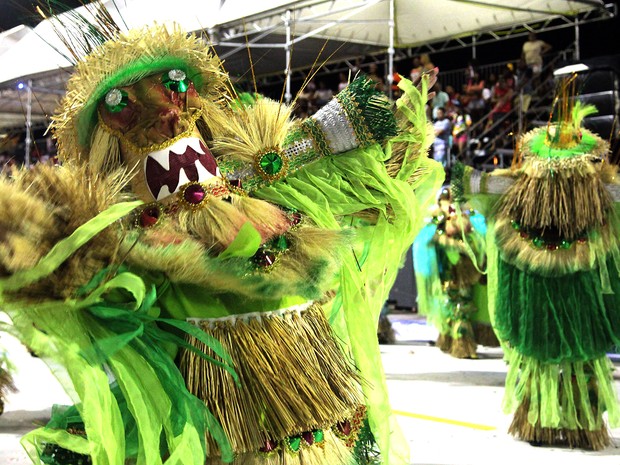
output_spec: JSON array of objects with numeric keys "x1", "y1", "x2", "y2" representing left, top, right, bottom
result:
[
  {"x1": 162, "y1": 69, "x2": 190, "y2": 92},
  {"x1": 104, "y1": 88, "x2": 128, "y2": 113}
]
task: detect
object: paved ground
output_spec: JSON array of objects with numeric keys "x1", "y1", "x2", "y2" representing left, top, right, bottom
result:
[{"x1": 1, "y1": 312, "x2": 619, "y2": 464}]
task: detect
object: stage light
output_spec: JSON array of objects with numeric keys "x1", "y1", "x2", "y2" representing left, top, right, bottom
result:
[{"x1": 553, "y1": 63, "x2": 589, "y2": 76}]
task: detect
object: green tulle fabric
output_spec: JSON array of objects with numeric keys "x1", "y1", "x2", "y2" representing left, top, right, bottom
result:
[
  {"x1": 256, "y1": 80, "x2": 444, "y2": 464},
  {"x1": 0, "y1": 202, "x2": 237, "y2": 465},
  {"x1": 495, "y1": 256, "x2": 620, "y2": 363},
  {"x1": 503, "y1": 351, "x2": 620, "y2": 430}
]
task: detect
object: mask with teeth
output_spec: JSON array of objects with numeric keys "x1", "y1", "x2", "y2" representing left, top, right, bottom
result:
[{"x1": 97, "y1": 73, "x2": 221, "y2": 203}]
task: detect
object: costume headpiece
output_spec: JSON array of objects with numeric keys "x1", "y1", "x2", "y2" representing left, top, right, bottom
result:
[{"x1": 52, "y1": 23, "x2": 226, "y2": 161}]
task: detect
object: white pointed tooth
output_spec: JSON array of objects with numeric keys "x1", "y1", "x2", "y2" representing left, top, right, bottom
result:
[
  {"x1": 195, "y1": 160, "x2": 216, "y2": 182},
  {"x1": 177, "y1": 168, "x2": 191, "y2": 190},
  {"x1": 156, "y1": 185, "x2": 173, "y2": 201},
  {"x1": 147, "y1": 147, "x2": 171, "y2": 171},
  {"x1": 187, "y1": 137, "x2": 206, "y2": 155}
]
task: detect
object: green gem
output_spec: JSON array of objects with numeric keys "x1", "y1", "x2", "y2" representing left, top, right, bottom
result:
[
  {"x1": 162, "y1": 69, "x2": 190, "y2": 92},
  {"x1": 287, "y1": 436, "x2": 302, "y2": 452},
  {"x1": 313, "y1": 429, "x2": 324, "y2": 443},
  {"x1": 272, "y1": 235, "x2": 289, "y2": 251},
  {"x1": 560, "y1": 240, "x2": 572, "y2": 249},
  {"x1": 532, "y1": 237, "x2": 544, "y2": 249},
  {"x1": 510, "y1": 220, "x2": 520, "y2": 231},
  {"x1": 259, "y1": 152, "x2": 284, "y2": 175}
]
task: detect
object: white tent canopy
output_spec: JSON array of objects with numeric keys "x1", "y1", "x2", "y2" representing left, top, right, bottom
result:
[{"x1": 0, "y1": 0, "x2": 613, "y2": 131}]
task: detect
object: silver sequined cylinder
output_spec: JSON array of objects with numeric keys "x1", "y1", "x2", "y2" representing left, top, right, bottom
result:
[{"x1": 312, "y1": 99, "x2": 359, "y2": 154}]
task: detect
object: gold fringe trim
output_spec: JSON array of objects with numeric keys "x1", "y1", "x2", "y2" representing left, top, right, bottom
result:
[
  {"x1": 204, "y1": 429, "x2": 356, "y2": 465},
  {"x1": 509, "y1": 396, "x2": 610, "y2": 450},
  {"x1": 496, "y1": 151, "x2": 613, "y2": 240},
  {"x1": 180, "y1": 304, "x2": 364, "y2": 455},
  {"x1": 495, "y1": 216, "x2": 617, "y2": 276}
]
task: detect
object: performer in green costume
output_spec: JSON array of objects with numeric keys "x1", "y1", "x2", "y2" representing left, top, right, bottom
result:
[
  {"x1": 452, "y1": 83, "x2": 620, "y2": 449},
  {"x1": 413, "y1": 187, "x2": 495, "y2": 358},
  {"x1": 0, "y1": 5, "x2": 443, "y2": 465}
]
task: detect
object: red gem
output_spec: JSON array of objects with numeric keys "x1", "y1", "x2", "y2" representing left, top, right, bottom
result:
[
  {"x1": 302, "y1": 431, "x2": 314, "y2": 446},
  {"x1": 577, "y1": 238, "x2": 587, "y2": 244},
  {"x1": 253, "y1": 250, "x2": 277, "y2": 268},
  {"x1": 229, "y1": 179, "x2": 242, "y2": 189},
  {"x1": 139, "y1": 207, "x2": 160, "y2": 228},
  {"x1": 337, "y1": 420, "x2": 352, "y2": 436},
  {"x1": 519, "y1": 231, "x2": 529, "y2": 239},
  {"x1": 259, "y1": 439, "x2": 278, "y2": 453},
  {"x1": 184, "y1": 184, "x2": 206, "y2": 204},
  {"x1": 546, "y1": 244, "x2": 558, "y2": 251},
  {"x1": 289, "y1": 212, "x2": 302, "y2": 226}
]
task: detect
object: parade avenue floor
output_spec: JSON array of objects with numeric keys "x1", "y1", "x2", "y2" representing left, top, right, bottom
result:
[{"x1": 1, "y1": 311, "x2": 619, "y2": 465}]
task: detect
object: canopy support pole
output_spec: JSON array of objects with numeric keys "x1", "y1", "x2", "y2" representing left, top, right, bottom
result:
[
  {"x1": 24, "y1": 79, "x2": 32, "y2": 168},
  {"x1": 284, "y1": 10, "x2": 292, "y2": 103},
  {"x1": 387, "y1": 0, "x2": 395, "y2": 100},
  {"x1": 574, "y1": 17, "x2": 580, "y2": 60}
]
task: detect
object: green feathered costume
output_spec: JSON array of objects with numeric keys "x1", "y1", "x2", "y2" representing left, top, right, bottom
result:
[
  {"x1": 0, "y1": 13, "x2": 442, "y2": 465},
  {"x1": 413, "y1": 188, "x2": 494, "y2": 359},
  {"x1": 452, "y1": 100, "x2": 620, "y2": 449}
]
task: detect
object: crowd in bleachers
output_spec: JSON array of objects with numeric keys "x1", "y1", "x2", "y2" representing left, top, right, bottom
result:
[{"x1": 289, "y1": 32, "x2": 557, "y2": 173}]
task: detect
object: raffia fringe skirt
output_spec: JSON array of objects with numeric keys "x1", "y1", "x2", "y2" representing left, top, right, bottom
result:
[{"x1": 180, "y1": 302, "x2": 366, "y2": 465}]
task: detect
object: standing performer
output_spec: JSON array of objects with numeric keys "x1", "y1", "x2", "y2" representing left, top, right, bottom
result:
[
  {"x1": 413, "y1": 187, "x2": 494, "y2": 358},
  {"x1": 0, "y1": 6, "x2": 442, "y2": 465},
  {"x1": 452, "y1": 82, "x2": 620, "y2": 449}
]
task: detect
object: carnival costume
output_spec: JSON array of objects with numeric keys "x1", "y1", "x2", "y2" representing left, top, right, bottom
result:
[
  {"x1": 413, "y1": 187, "x2": 494, "y2": 358},
  {"x1": 0, "y1": 11, "x2": 442, "y2": 465},
  {"x1": 452, "y1": 91, "x2": 620, "y2": 449},
  {"x1": 0, "y1": 338, "x2": 16, "y2": 415}
]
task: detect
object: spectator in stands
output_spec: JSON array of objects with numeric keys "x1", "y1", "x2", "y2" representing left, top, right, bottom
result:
[
  {"x1": 515, "y1": 59, "x2": 534, "y2": 113},
  {"x1": 366, "y1": 63, "x2": 385, "y2": 92},
  {"x1": 314, "y1": 80, "x2": 334, "y2": 108},
  {"x1": 420, "y1": 53, "x2": 435, "y2": 73},
  {"x1": 466, "y1": 89, "x2": 486, "y2": 131},
  {"x1": 461, "y1": 71, "x2": 485, "y2": 109},
  {"x1": 297, "y1": 80, "x2": 317, "y2": 116},
  {"x1": 489, "y1": 75, "x2": 514, "y2": 126},
  {"x1": 521, "y1": 32, "x2": 552, "y2": 76},
  {"x1": 464, "y1": 59, "x2": 479, "y2": 83},
  {"x1": 452, "y1": 107, "x2": 472, "y2": 157},
  {"x1": 431, "y1": 82, "x2": 450, "y2": 119},
  {"x1": 410, "y1": 55, "x2": 423, "y2": 82},
  {"x1": 432, "y1": 107, "x2": 452, "y2": 168},
  {"x1": 481, "y1": 73, "x2": 496, "y2": 108},
  {"x1": 503, "y1": 63, "x2": 516, "y2": 89}
]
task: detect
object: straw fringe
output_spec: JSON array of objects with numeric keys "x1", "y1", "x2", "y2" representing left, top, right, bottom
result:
[
  {"x1": 509, "y1": 397, "x2": 610, "y2": 450},
  {"x1": 503, "y1": 352, "x2": 619, "y2": 450},
  {"x1": 180, "y1": 304, "x2": 364, "y2": 456},
  {"x1": 0, "y1": 163, "x2": 132, "y2": 298},
  {"x1": 496, "y1": 154, "x2": 613, "y2": 240},
  {"x1": 204, "y1": 429, "x2": 357, "y2": 465},
  {"x1": 211, "y1": 98, "x2": 295, "y2": 164}
]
